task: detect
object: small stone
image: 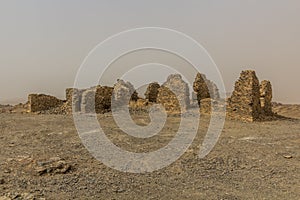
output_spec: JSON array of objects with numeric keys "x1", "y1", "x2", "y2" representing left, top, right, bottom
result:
[{"x1": 283, "y1": 155, "x2": 293, "y2": 159}]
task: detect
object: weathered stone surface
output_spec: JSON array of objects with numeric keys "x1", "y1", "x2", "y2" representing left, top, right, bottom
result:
[
  {"x1": 112, "y1": 79, "x2": 138, "y2": 108},
  {"x1": 66, "y1": 88, "x2": 82, "y2": 113},
  {"x1": 35, "y1": 157, "x2": 72, "y2": 176},
  {"x1": 260, "y1": 80, "x2": 273, "y2": 115},
  {"x1": 145, "y1": 82, "x2": 160, "y2": 103},
  {"x1": 193, "y1": 73, "x2": 220, "y2": 106},
  {"x1": 95, "y1": 86, "x2": 114, "y2": 113},
  {"x1": 28, "y1": 94, "x2": 64, "y2": 113},
  {"x1": 193, "y1": 73, "x2": 210, "y2": 101},
  {"x1": 81, "y1": 89, "x2": 96, "y2": 113},
  {"x1": 157, "y1": 74, "x2": 190, "y2": 113},
  {"x1": 199, "y1": 98, "x2": 226, "y2": 114},
  {"x1": 227, "y1": 70, "x2": 262, "y2": 122}
]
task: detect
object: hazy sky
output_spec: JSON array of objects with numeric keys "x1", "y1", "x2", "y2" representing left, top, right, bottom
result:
[{"x1": 0, "y1": 0, "x2": 299, "y2": 104}]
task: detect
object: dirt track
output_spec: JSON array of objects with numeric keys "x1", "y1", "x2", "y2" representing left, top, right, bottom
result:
[{"x1": 0, "y1": 109, "x2": 300, "y2": 199}]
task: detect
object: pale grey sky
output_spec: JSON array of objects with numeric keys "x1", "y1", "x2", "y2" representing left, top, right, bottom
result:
[{"x1": 0, "y1": 0, "x2": 299, "y2": 104}]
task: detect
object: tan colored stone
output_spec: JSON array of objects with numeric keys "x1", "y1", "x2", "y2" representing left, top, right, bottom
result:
[
  {"x1": 227, "y1": 70, "x2": 262, "y2": 122},
  {"x1": 28, "y1": 94, "x2": 64, "y2": 113},
  {"x1": 157, "y1": 74, "x2": 190, "y2": 113}
]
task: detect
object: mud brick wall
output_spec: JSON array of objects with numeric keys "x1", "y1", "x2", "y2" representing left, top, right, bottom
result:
[
  {"x1": 227, "y1": 70, "x2": 262, "y2": 122},
  {"x1": 145, "y1": 82, "x2": 160, "y2": 103},
  {"x1": 193, "y1": 73, "x2": 220, "y2": 106},
  {"x1": 260, "y1": 80, "x2": 273, "y2": 115},
  {"x1": 157, "y1": 74, "x2": 190, "y2": 113},
  {"x1": 28, "y1": 94, "x2": 64, "y2": 113}
]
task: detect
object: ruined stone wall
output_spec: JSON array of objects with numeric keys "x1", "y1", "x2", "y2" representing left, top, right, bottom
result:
[
  {"x1": 157, "y1": 74, "x2": 190, "y2": 113},
  {"x1": 28, "y1": 94, "x2": 64, "y2": 113},
  {"x1": 112, "y1": 79, "x2": 138, "y2": 108},
  {"x1": 79, "y1": 86, "x2": 114, "y2": 114},
  {"x1": 193, "y1": 73, "x2": 210, "y2": 103},
  {"x1": 95, "y1": 86, "x2": 114, "y2": 113},
  {"x1": 193, "y1": 73, "x2": 220, "y2": 106},
  {"x1": 260, "y1": 80, "x2": 273, "y2": 115},
  {"x1": 80, "y1": 88, "x2": 96, "y2": 113},
  {"x1": 145, "y1": 82, "x2": 160, "y2": 103},
  {"x1": 227, "y1": 70, "x2": 262, "y2": 122},
  {"x1": 65, "y1": 88, "x2": 82, "y2": 113}
]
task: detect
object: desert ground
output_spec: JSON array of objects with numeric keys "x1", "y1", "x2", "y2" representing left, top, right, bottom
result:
[{"x1": 0, "y1": 105, "x2": 299, "y2": 200}]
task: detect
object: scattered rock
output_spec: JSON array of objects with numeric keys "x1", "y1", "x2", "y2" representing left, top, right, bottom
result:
[{"x1": 35, "y1": 157, "x2": 72, "y2": 176}]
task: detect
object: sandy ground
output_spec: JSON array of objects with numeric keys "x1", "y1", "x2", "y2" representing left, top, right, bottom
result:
[{"x1": 0, "y1": 106, "x2": 299, "y2": 199}]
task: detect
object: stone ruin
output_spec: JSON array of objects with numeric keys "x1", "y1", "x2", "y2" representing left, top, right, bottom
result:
[
  {"x1": 157, "y1": 74, "x2": 190, "y2": 113},
  {"x1": 25, "y1": 70, "x2": 275, "y2": 122},
  {"x1": 65, "y1": 88, "x2": 82, "y2": 113},
  {"x1": 227, "y1": 70, "x2": 274, "y2": 122},
  {"x1": 193, "y1": 73, "x2": 220, "y2": 107},
  {"x1": 112, "y1": 79, "x2": 138, "y2": 109},
  {"x1": 145, "y1": 82, "x2": 160, "y2": 103},
  {"x1": 78, "y1": 85, "x2": 115, "y2": 114},
  {"x1": 260, "y1": 80, "x2": 273, "y2": 115},
  {"x1": 28, "y1": 94, "x2": 64, "y2": 113}
]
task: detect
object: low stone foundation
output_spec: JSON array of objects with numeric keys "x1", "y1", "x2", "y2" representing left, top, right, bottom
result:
[{"x1": 28, "y1": 94, "x2": 64, "y2": 113}]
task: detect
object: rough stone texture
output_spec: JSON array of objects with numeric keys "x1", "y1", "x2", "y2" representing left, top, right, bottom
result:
[
  {"x1": 112, "y1": 79, "x2": 138, "y2": 108},
  {"x1": 190, "y1": 92, "x2": 199, "y2": 108},
  {"x1": 260, "y1": 80, "x2": 273, "y2": 115},
  {"x1": 193, "y1": 73, "x2": 220, "y2": 106},
  {"x1": 129, "y1": 98, "x2": 151, "y2": 112},
  {"x1": 199, "y1": 98, "x2": 226, "y2": 114},
  {"x1": 28, "y1": 94, "x2": 64, "y2": 113},
  {"x1": 80, "y1": 89, "x2": 96, "y2": 113},
  {"x1": 66, "y1": 88, "x2": 82, "y2": 113},
  {"x1": 95, "y1": 86, "x2": 114, "y2": 113},
  {"x1": 193, "y1": 73, "x2": 210, "y2": 102},
  {"x1": 227, "y1": 70, "x2": 262, "y2": 122},
  {"x1": 145, "y1": 82, "x2": 160, "y2": 103},
  {"x1": 157, "y1": 74, "x2": 190, "y2": 113}
]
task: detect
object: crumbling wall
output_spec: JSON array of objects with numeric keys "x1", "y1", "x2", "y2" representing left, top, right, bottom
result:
[
  {"x1": 112, "y1": 79, "x2": 138, "y2": 108},
  {"x1": 145, "y1": 82, "x2": 160, "y2": 103},
  {"x1": 80, "y1": 88, "x2": 96, "y2": 113},
  {"x1": 157, "y1": 74, "x2": 190, "y2": 113},
  {"x1": 28, "y1": 94, "x2": 64, "y2": 113},
  {"x1": 193, "y1": 73, "x2": 220, "y2": 106},
  {"x1": 227, "y1": 70, "x2": 262, "y2": 122},
  {"x1": 95, "y1": 86, "x2": 114, "y2": 113},
  {"x1": 65, "y1": 88, "x2": 82, "y2": 113},
  {"x1": 260, "y1": 80, "x2": 273, "y2": 115}
]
